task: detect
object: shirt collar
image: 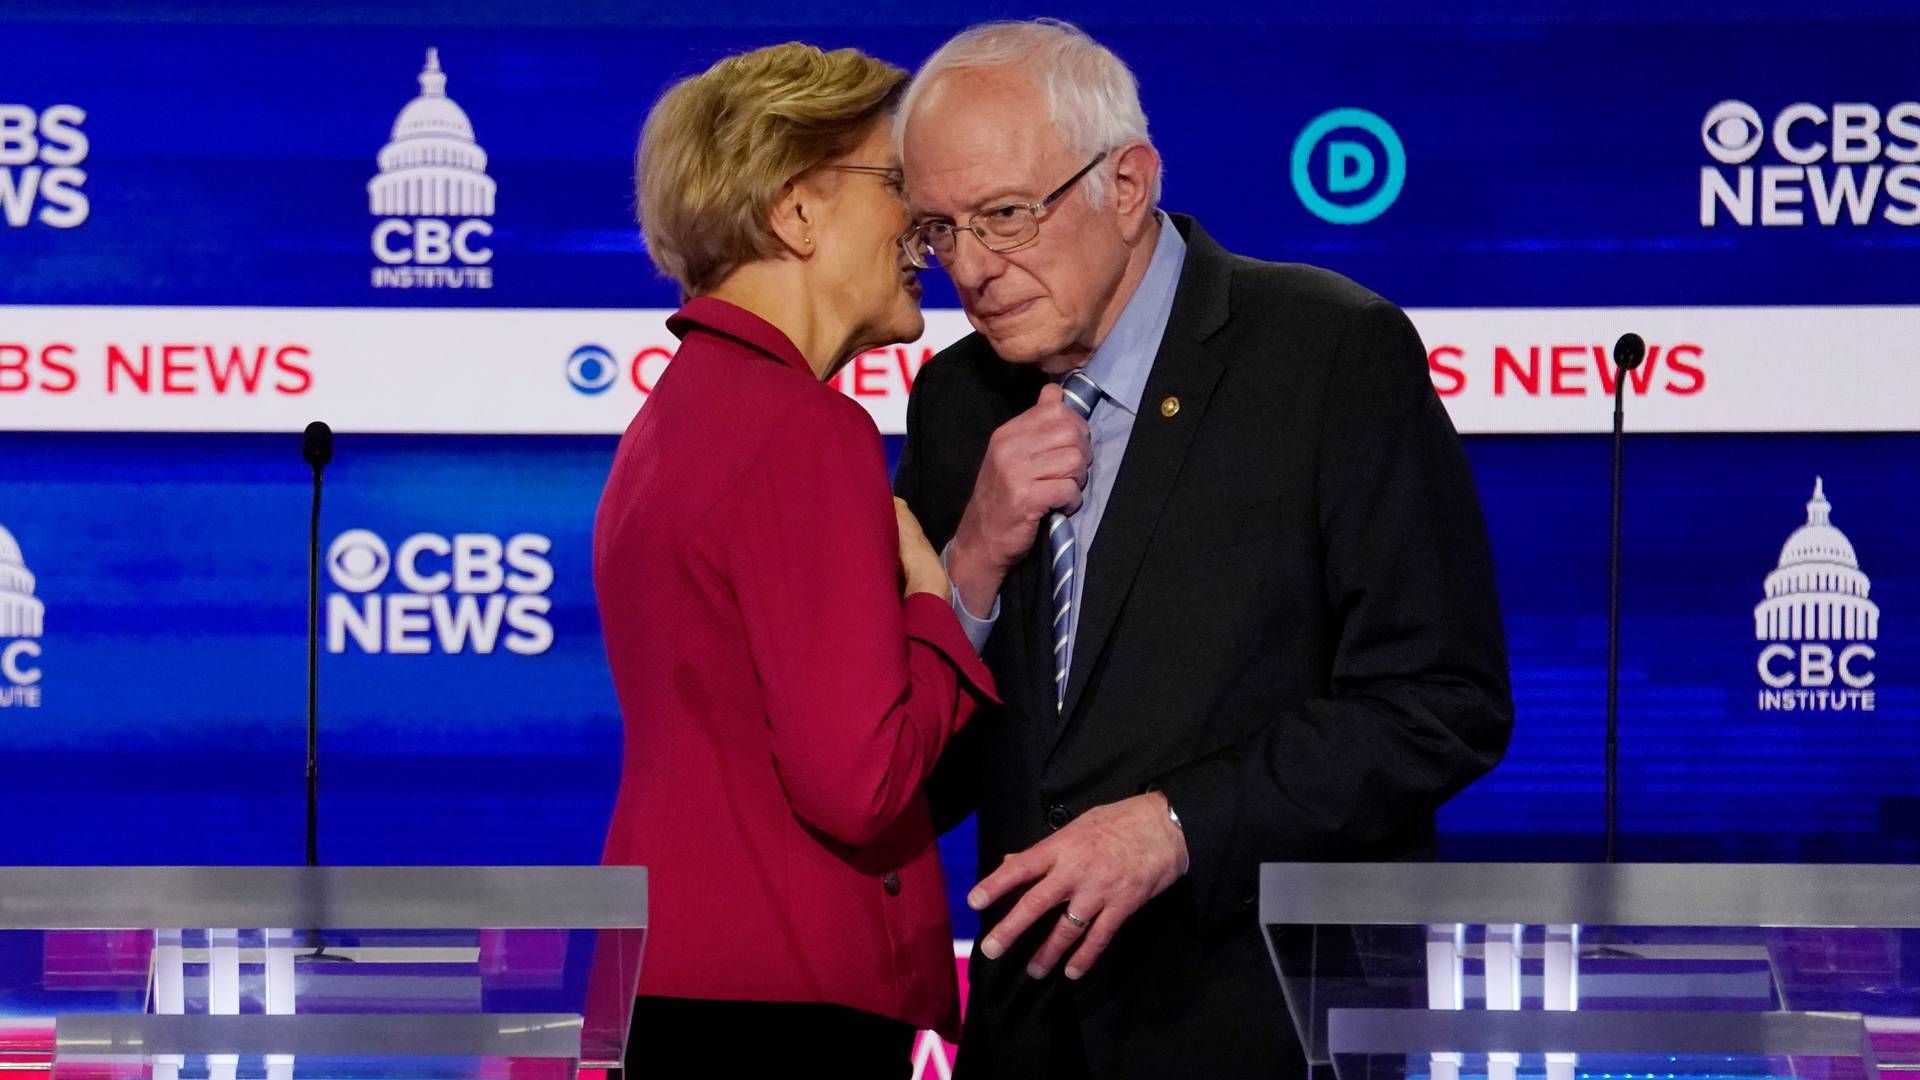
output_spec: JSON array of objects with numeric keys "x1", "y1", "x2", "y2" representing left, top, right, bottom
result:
[
  {"x1": 667, "y1": 296, "x2": 813, "y2": 377},
  {"x1": 1077, "y1": 211, "x2": 1188, "y2": 417}
]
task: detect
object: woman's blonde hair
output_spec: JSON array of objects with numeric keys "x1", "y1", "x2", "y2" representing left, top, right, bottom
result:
[{"x1": 637, "y1": 43, "x2": 906, "y2": 296}]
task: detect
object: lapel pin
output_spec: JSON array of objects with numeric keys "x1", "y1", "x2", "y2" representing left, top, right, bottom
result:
[{"x1": 1160, "y1": 395, "x2": 1181, "y2": 419}]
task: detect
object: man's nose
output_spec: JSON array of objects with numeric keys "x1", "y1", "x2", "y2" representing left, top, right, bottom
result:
[{"x1": 946, "y1": 230, "x2": 1003, "y2": 291}]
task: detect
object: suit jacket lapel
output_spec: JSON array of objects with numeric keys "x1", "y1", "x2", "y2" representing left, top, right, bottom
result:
[{"x1": 1055, "y1": 215, "x2": 1235, "y2": 733}]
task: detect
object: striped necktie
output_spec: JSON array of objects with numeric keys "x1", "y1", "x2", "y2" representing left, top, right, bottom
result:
[{"x1": 1049, "y1": 369, "x2": 1102, "y2": 710}]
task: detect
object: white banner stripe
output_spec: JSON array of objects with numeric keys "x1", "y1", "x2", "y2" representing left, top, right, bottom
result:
[{"x1": 1, "y1": 305, "x2": 1916, "y2": 435}]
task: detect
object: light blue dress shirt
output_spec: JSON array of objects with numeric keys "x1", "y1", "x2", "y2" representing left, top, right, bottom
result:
[{"x1": 950, "y1": 213, "x2": 1189, "y2": 656}]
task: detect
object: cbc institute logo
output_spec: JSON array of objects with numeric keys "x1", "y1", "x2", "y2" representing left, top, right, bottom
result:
[
  {"x1": 0, "y1": 525, "x2": 44, "y2": 709},
  {"x1": 326, "y1": 529, "x2": 553, "y2": 655},
  {"x1": 1754, "y1": 478, "x2": 1880, "y2": 712},
  {"x1": 368, "y1": 49, "x2": 497, "y2": 289}
]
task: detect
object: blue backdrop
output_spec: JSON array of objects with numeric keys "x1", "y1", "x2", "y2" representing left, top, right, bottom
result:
[{"x1": 3, "y1": 1, "x2": 1917, "y2": 937}]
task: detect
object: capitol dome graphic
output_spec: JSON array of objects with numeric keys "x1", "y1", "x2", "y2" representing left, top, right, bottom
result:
[
  {"x1": 1755, "y1": 477, "x2": 1878, "y2": 641},
  {"x1": 368, "y1": 48, "x2": 496, "y2": 217},
  {"x1": 0, "y1": 525, "x2": 43, "y2": 639}
]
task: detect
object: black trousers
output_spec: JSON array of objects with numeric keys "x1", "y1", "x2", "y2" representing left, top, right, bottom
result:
[{"x1": 617, "y1": 995, "x2": 917, "y2": 1079}]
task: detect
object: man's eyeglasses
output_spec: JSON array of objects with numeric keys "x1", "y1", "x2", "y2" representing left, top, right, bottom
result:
[{"x1": 900, "y1": 152, "x2": 1108, "y2": 270}]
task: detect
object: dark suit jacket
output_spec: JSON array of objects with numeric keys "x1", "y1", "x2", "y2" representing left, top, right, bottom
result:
[{"x1": 895, "y1": 215, "x2": 1514, "y2": 1078}]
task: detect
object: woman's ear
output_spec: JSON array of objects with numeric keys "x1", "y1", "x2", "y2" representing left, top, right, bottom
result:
[{"x1": 769, "y1": 180, "x2": 817, "y2": 259}]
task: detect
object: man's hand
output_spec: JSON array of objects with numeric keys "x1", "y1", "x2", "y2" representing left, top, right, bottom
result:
[
  {"x1": 969, "y1": 792, "x2": 1188, "y2": 981},
  {"x1": 947, "y1": 383, "x2": 1091, "y2": 616}
]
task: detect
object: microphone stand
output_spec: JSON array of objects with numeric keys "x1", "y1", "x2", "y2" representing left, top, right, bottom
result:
[
  {"x1": 307, "y1": 459, "x2": 322, "y2": 869},
  {"x1": 1582, "y1": 334, "x2": 1646, "y2": 966},
  {"x1": 300, "y1": 422, "x2": 350, "y2": 964},
  {"x1": 1605, "y1": 333, "x2": 1643, "y2": 866}
]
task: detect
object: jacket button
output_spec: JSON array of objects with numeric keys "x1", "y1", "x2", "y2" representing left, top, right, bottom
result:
[
  {"x1": 1046, "y1": 805, "x2": 1070, "y2": 831},
  {"x1": 882, "y1": 872, "x2": 902, "y2": 896}
]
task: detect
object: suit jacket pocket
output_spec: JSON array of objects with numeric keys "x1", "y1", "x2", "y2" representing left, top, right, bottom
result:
[{"x1": 1148, "y1": 496, "x2": 1282, "y2": 567}]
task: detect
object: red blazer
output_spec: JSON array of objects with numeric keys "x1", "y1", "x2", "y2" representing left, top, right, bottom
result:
[{"x1": 594, "y1": 297, "x2": 995, "y2": 1038}]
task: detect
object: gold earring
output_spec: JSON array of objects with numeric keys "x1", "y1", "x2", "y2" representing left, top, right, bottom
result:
[{"x1": 805, "y1": 236, "x2": 814, "y2": 245}]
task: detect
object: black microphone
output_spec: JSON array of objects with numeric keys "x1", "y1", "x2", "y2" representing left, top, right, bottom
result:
[
  {"x1": 1604, "y1": 335, "x2": 1641, "y2": 866},
  {"x1": 302, "y1": 420, "x2": 334, "y2": 471},
  {"x1": 299, "y1": 422, "x2": 351, "y2": 963},
  {"x1": 302, "y1": 422, "x2": 331, "y2": 869},
  {"x1": 1613, "y1": 332, "x2": 1646, "y2": 373}
]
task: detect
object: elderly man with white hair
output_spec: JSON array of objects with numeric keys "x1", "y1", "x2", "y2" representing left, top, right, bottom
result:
[{"x1": 892, "y1": 19, "x2": 1515, "y2": 1078}]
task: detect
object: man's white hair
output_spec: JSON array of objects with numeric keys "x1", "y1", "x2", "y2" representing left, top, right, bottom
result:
[{"x1": 896, "y1": 18, "x2": 1160, "y2": 209}]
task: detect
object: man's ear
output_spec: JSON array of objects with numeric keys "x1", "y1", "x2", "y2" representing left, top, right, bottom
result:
[{"x1": 1108, "y1": 141, "x2": 1161, "y2": 244}]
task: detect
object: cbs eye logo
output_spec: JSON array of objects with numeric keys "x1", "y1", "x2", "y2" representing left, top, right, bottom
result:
[
  {"x1": 567, "y1": 344, "x2": 618, "y2": 395},
  {"x1": 1703, "y1": 101, "x2": 1765, "y2": 164},
  {"x1": 328, "y1": 529, "x2": 392, "y2": 592},
  {"x1": 1290, "y1": 107, "x2": 1406, "y2": 225}
]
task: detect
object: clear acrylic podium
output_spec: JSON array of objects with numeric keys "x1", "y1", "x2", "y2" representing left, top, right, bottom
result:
[
  {"x1": 1261, "y1": 863, "x2": 1920, "y2": 1080},
  {"x1": 0, "y1": 866, "x2": 647, "y2": 1080}
]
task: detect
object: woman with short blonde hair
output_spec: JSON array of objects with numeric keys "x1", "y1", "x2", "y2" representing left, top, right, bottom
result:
[
  {"x1": 595, "y1": 42, "x2": 993, "y2": 1078},
  {"x1": 638, "y1": 44, "x2": 907, "y2": 294}
]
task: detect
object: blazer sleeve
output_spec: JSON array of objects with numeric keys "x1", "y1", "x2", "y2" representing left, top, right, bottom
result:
[
  {"x1": 720, "y1": 392, "x2": 998, "y2": 848},
  {"x1": 895, "y1": 369, "x2": 994, "y2": 836},
  {"x1": 1153, "y1": 297, "x2": 1514, "y2": 929}
]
